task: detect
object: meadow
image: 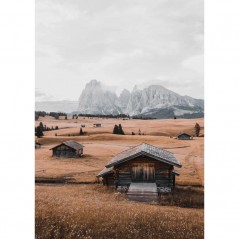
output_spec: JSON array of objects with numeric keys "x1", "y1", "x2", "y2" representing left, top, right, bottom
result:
[
  {"x1": 35, "y1": 116, "x2": 204, "y2": 238},
  {"x1": 36, "y1": 185, "x2": 204, "y2": 239}
]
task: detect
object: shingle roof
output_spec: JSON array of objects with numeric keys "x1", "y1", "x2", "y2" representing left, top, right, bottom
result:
[
  {"x1": 176, "y1": 132, "x2": 192, "y2": 137},
  {"x1": 96, "y1": 167, "x2": 113, "y2": 177},
  {"x1": 50, "y1": 140, "x2": 84, "y2": 150},
  {"x1": 105, "y1": 143, "x2": 182, "y2": 168}
]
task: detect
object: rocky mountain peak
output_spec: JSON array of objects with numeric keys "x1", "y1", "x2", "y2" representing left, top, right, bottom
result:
[
  {"x1": 77, "y1": 80, "x2": 122, "y2": 115},
  {"x1": 77, "y1": 80, "x2": 204, "y2": 118},
  {"x1": 85, "y1": 79, "x2": 101, "y2": 88}
]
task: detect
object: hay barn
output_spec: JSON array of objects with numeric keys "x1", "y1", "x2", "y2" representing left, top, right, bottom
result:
[{"x1": 50, "y1": 140, "x2": 84, "y2": 158}]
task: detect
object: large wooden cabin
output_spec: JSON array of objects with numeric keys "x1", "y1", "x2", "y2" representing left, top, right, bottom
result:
[
  {"x1": 50, "y1": 140, "x2": 84, "y2": 158},
  {"x1": 97, "y1": 143, "x2": 181, "y2": 192}
]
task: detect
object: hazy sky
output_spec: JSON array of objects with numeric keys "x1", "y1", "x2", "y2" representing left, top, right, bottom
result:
[{"x1": 36, "y1": 0, "x2": 204, "y2": 101}]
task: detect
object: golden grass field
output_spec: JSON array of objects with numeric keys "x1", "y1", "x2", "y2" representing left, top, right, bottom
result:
[
  {"x1": 36, "y1": 185, "x2": 204, "y2": 239},
  {"x1": 35, "y1": 116, "x2": 204, "y2": 238}
]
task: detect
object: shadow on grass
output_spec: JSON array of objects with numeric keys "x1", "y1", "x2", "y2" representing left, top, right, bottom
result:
[{"x1": 158, "y1": 186, "x2": 204, "y2": 208}]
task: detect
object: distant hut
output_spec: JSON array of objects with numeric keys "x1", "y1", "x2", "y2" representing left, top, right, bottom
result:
[
  {"x1": 176, "y1": 133, "x2": 193, "y2": 140},
  {"x1": 50, "y1": 140, "x2": 84, "y2": 158},
  {"x1": 97, "y1": 143, "x2": 181, "y2": 193},
  {"x1": 93, "y1": 123, "x2": 101, "y2": 127},
  {"x1": 35, "y1": 141, "x2": 42, "y2": 149}
]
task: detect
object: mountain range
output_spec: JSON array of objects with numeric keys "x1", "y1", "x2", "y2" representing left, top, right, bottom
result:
[
  {"x1": 77, "y1": 80, "x2": 204, "y2": 118},
  {"x1": 36, "y1": 80, "x2": 204, "y2": 118}
]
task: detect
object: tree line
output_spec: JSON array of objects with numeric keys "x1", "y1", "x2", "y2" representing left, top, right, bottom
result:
[
  {"x1": 76, "y1": 113, "x2": 130, "y2": 119},
  {"x1": 35, "y1": 111, "x2": 67, "y2": 120},
  {"x1": 35, "y1": 122, "x2": 59, "y2": 138},
  {"x1": 131, "y1": 116, "x2": 157, "y2": 120}
]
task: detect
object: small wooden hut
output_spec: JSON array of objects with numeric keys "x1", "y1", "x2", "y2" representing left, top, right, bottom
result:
[
  {"x1": 97, "y1": 143, "x2": 181, "y2": 191},
  {"x1": 35, "y1": 142, "x2": 42, "y2": 149},
  {"x1": 50, "y1": 140, "x2": 84, "y2": 158},
  {"x1": 93, "y1": 123, "x2": 101, "y2": 127},
  {"x1": 176, "y1": 133, "x2": 193, "y2": 140}
]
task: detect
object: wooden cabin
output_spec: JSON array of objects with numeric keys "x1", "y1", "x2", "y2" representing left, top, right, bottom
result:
[
  {"x1": 97, "y1": 143, "x2": 181, "y2": 191},
  {"x1": 35, "y1": 142, "x2": 42, "y2": 149},
  {"x1": 50, "y1": 140, "x2": 84, "y2": 158},
  {"x1": 177, "y1": 133, "x2": 193, "y2": 140},
  {"x1": 93, "y1": 123, "x2": 101, "y2": 127}
]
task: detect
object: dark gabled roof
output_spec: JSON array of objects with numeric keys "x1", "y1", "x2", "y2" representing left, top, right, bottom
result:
[
  {"x1": 50, "y1": 140, "x2": 84, "y2": 150},
  {"x1": 105, "y1": 143, "x2": 182, "y2": 168},
  {"x1": 176, "y1": 132, "x2": 192, "y2": 137},
  {"x1": 96, "y1": 167, "x2": 114, "y2": 178}
]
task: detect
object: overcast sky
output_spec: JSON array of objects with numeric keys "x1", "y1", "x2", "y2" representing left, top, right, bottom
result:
[{"x1": 36, "y1": 0, "x2": 204, "y2": 101}]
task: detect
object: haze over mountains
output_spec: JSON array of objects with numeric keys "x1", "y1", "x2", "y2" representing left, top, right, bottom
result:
[
  {"x1": 36, "y1": 80, "x2": 204, "y2": 118},
  {"x1": 35, "y1": 100, "x2": 79, "y2": 114}
]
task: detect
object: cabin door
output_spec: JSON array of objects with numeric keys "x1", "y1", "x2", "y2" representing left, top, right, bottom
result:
[{"x1": 132, "y1": 163, "x2": 155, "y2": 182}]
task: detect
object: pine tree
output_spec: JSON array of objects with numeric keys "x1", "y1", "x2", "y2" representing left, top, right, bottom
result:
[
  {"x1": 39, "y1": 122, "x2": 44, "y2": 130},
  {"x1": 118, "y1": 124, "x2": 125, "y2": 135},
  {"x1": 194, "y1": 123, "x2": 201, "y2": 137},
  {"x1": 80, "y1": 128, "x2": 84, "y2": 135},
  {"x1": 65, "y1": 115, "x2": 67, "y2": 120},
  {"x1": 113, "y1": 125, "x2": 119, "y2": 134},
  {"x1": 36, "y1": 126, "x2": 44, "y2": 138}
]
